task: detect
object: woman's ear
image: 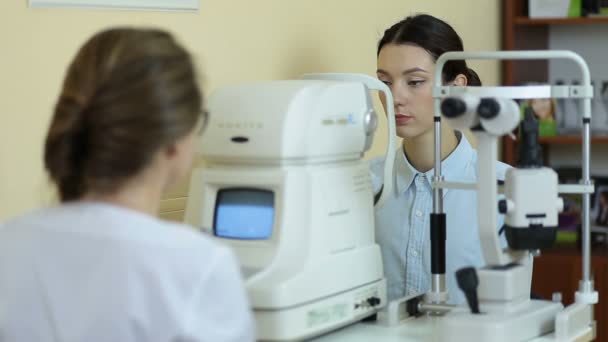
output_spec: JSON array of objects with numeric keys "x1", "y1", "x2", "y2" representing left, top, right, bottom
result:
[{"x1": 453, "y1": 74, "x2": 468, "y2": 86}]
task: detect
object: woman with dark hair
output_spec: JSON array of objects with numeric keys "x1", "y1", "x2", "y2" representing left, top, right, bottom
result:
[
  {"x1": 0, "y1": 28, "x2": 254, "y2": 341},
  {"x1": 370, "y1": 14, "x2": 510, "y2": 304}
]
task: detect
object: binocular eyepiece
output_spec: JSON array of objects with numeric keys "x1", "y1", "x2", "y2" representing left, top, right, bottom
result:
[{"x1": 440, "y1": 95, "x2": 520, "y2": 136}]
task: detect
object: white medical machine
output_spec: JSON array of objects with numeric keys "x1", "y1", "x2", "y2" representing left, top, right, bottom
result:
[
  {"x1": 315, "y1": 51, "x2": 597, "y2": 342},
  {"x1": 429, "y1": 51, "x2": 597, "y2": 342},
  {"x1": 185, "y1": 51, "x2": 597, "y2": 342},
  {"x1": 185, "y1": 75, "x2": 398, "y2": 341}
]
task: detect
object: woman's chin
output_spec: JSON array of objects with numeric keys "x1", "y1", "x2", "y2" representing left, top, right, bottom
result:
[{"x1": 396, "y1": 125, "x2": 424, "y2": 139}]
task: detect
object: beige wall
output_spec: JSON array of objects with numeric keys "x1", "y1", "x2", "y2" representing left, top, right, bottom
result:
[{"x1": 0, "y1": 0, "x2": 500, "y2": 221}]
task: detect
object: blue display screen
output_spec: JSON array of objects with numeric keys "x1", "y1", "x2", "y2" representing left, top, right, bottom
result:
[{"x1": 213, "y1": 189, "x2": 275, "y2": 240}]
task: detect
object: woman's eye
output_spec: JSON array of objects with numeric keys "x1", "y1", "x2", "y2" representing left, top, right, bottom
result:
[
  {"x1": 408, "y1": 80, "x2": 425, "y2": 87},
  {"x1": 379, "y1": 80, "x2": 392, "y2": 86}
]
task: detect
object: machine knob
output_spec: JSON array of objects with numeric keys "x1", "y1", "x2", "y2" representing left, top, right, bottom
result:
[
  {"x1": 456, "y1": 267, "x2": 481, "y2": 314},
  {"x1": 363, "y1": 109, "x2": 378, "y2": 152},
  {"x1": 364, "y1": 109, "x2": 378, "y2": 135},
  {"x1": 366, "y1": 296, "x2": 381, "y2": 307},
  {"x1": 498, "y1": 199, "x2": 508, "y2": 214}
]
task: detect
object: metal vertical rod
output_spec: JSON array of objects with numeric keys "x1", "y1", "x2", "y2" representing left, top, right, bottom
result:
[
  {"x1": 433, "y1": 119, "x2": 443, "y2": 213},
  {"x1": 431, "y1": 274, "x2": 445, "y2": 295},
  {"x1": 581, "y1": 117, "x2": 592, "y2": 288},
  {"x1": 431, "y1": 108, "x2": 446, "y2": 300},
  {"x1": 577, "y1": 71, "x2": 593, "y2": 295}
]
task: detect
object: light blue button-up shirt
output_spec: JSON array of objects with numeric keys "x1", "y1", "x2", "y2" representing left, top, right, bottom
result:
[{"x1": 370, "y1": 132, "x2": 510, "y2": 304}]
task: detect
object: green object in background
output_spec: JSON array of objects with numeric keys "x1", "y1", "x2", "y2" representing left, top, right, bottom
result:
[
  {"x1": 520, "y1": 100, "x2": 558, "y2": 137},
  {"x1": 556, "y1": 230, "x2": 578, "y2": 243},
  {"x1": 539, "y1": 119, "x2": 558, "y2": 136},
  {"x1": 569, "y1": 0, "x2": 582, "y2": 17}
]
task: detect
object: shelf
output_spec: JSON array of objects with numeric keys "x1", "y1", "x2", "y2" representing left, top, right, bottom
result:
[
  {"x1": 514, "y1": 16, "x2": 608, "y2": 25},
  {"x1": 538, "y1": 136, "x2": 608, "y2": 144},
  {"x1": 505, "y1": 136, "x2": 608, "y2": 144}
]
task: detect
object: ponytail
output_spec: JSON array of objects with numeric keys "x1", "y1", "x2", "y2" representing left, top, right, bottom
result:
[
  {"x1": 465, "y1": 67, "x2": 482, "y2": 86},
  {"x1": 44, "y1": 92, "x2": 90, "y2": 201}
]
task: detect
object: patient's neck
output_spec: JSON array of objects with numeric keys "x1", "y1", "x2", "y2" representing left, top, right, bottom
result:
[{"x1": 402, "y1": 128, "x2": 459, "y2": 172}]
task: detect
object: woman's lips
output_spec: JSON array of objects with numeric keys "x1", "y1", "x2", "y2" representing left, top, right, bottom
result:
[{"x1": 396, "y1": 114, "x2": 413, "y2": 125}]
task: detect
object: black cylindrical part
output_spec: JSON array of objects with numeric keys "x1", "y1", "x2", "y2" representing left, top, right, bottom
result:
[
  {"x1": 518, "y1": 107, "x2": 542, "y2": 168},
  {"x1": 430, "y1": 213, "x2": 446, "y2": 274},
  {"x1": 440, "y1": 98, "x2": 466, "y2": 118},
  {"x1": 477, "y1": 98, "x2": 500, "y2": 119},
  {"x1": 455, "y1": 267, "x2": 481, "y2": 314}
]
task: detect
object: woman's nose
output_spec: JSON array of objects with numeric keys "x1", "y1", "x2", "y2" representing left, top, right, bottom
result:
[{"x1": 391, "y1": 85, "x2": 407, "y2": 107}]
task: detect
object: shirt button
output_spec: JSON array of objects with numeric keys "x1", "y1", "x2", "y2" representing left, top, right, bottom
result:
[
  {"x1": 416, "y1": 210, "x2": 423, "y2": 217},
  {"x1": 411, "y1": 250, "x2": 418, "y2": 257}
]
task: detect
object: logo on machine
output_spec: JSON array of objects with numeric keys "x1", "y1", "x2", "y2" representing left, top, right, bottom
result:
[
  {"x1": 216, "y1": 120, "x2": 264, "y2": 129},
  {"x1": 321, "y1": 113, "x2": 357, "y2": 126},
  {"x1": 347, "y1": 113, "x2": 356, "y2": 124}
]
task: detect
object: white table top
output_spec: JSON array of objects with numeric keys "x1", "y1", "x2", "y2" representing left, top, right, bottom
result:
[
  {"x1": 311, "y1": 316, "x2": 594, "y2": 342},
  {"x1": 312, "y1": 316, "x2": 440, "y2": 342}
]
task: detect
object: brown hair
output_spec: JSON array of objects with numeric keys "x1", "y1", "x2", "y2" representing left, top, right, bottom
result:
[
  {"x1": 378, "y1": 14, "x2": 481, "y2": 86},
  {"x1": 44, "y1": 27, "x2": 204, "y2": 202}
]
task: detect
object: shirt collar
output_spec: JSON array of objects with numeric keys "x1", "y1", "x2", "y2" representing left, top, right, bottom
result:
[{"x1": 395, "y1": 131, "x2": 474, "y2": 194}]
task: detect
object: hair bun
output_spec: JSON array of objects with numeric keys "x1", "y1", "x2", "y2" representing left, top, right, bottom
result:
[
  {"x1": 44, "y1": 92, "x2": 90, "y2": 199},
  {"x1": 466, "y1": 67, "x2": 482, "y2": 86}
]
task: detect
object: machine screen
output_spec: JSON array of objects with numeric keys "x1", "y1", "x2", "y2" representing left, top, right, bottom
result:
[{"x1": 214, "y1": 189, "x2": 275, "y2": 240}]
